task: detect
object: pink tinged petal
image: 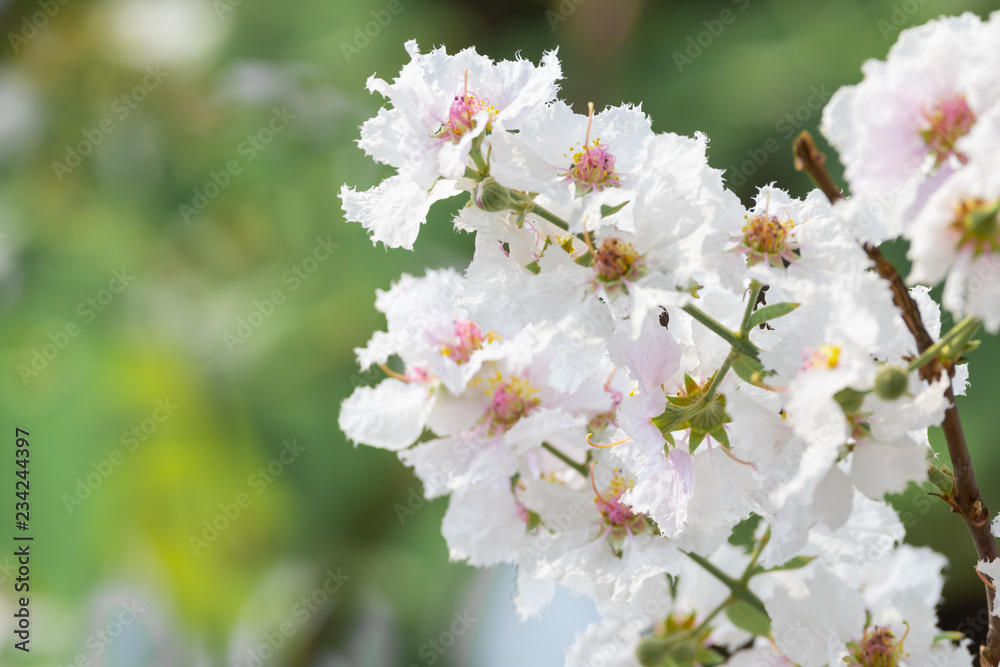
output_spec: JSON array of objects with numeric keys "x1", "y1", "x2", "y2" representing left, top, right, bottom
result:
[
  {"x1": 607, "y1": 314, "x2": 682, "y2": 393},
  {"x1": 616, "y1": 391, "x2": 667, "y2": 456},
  {"x1": 669, "y1": 448, "x2": 694, "y2": 495},
  {"x1": 338, "y1": 380, "x2": 430, "y2": 450}
]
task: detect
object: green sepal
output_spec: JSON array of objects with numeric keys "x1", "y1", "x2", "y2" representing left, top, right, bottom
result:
[
  {"x1": 524, "y1": 260, "x2": 541, "y2": 275},
  {"x1": 601, "y1": 201, "x2": 629, "y2": 218},
  {"x1": 688, "y1": 429, "x2": 706, "y2": 454},
  {"x1": 708, "y1": 425, "x2": 730, "y2": 449},
  {"x1": 725, "y1": 598, "x2": 773, "y2": 637},
  {"x1": 574, "y1": 252, "x2": 594, "y2": 267},
  {"x1": 833, "y1": 387, "x2": 868, "y2": 414},
  {"x1": 747, "y1": 302, "x2": 799, "y2": 330},
  {"x1": 525, "y1": 510, "x2": 541, "y2": 532},
  {"x1": 732, "y1": 353, "x2": 766, "y2": 384}
]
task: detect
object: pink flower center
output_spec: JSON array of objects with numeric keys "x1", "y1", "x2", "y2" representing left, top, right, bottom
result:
[
  {"x1": 738, "y1": 214, "x2": 797, "y2": 267},
  {"x1": 802, "y1": 344, "x2": 840, "y2": 371},
  {"x1": 594, "y1": 237, "x2": 642, "y2": 283},
  {"x1": 440, "y1": 320, "x2": 489, "y2": 364},
  {"x1": 591, "y1": 466, "x2": 649, "y2": 551},
  {"x1": 920, "y1": 94, "x2": 976, "y2": 167},
  {"x1": 475, "y1": 373, "x2": 540, "y2": 435},
  {"x1": 435, "y1": 92, "x2": 497, "y2": 143},
  {"x1": 845, "y1": 626, "x2": 906, "y2": 667},
  {"x1": 564, "y1": 140, "x2": 621, "y2": 193}
]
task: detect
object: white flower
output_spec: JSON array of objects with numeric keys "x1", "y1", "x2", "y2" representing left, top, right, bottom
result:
[
  {"x1": 821, "y1": 12, "x2": 1000, "y2": 242},
  {"x1": 341, "y1": 40, "x2": 562, "y2": 248},
  {"x1": 907, "y1": 156, "x2": 1000, "y2": 331}
]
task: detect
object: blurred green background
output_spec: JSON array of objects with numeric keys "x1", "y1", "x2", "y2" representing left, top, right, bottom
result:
[{"x1": 0, "y1": 0, "x2": 997, "y2": 664}]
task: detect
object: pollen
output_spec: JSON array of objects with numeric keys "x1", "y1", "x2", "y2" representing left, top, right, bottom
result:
[
  {"x1": 802, "y1": 344, "x2": 841, "y2": 371},
  {"x1": 738, "y1": 213, "x2": 798, "y2": 268},
  {"x1": 440, "y1": 320, "x2": 495, "y2": 364},
  {"x1": 434, "y1": 72, "x2": 498, "y2": 143},
  {"x1": 562, "y1": 102, "x2": 621, "y2": 194},
  {"x1": 920, "y1": 94, "x2": 976, "y2": 167},
  {"x1": 594, "y1": 237, "x2": 643, "y2": 283},
  {"x1": 475, "y1": 372, "x2": 541, "y2": 435},
  {"x1": 590, "y1": 465, "x2": 649, "y2": 550},
  {"x1": 844, "y1": 625, "x2": 907, "y2": 667}
]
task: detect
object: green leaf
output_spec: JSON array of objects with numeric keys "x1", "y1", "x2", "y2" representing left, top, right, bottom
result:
[
  {"x1": 732, "y1": 353, "x2": 765, "y2": 384},
  {"x1": 747, "y1": 302, "x2": 799, "y2": 330},
  {"x1": 765, "y1": 555, "x2": 815, "y2": 572},
  {"x1": 574, "y1": 252, "x2": 594, "y2": 267},
  {"x1": 725, "y1": 599, "x2": 772, "y2": 637},
  {"x1": 928, "y1": 463, "x2": 955, "y2": 496},
  {"x1": 525, "y1": 510, "x2": 541, "y2": 532},
  {"x1": 696, "y1": 647, "x2": 726, "y2": 667},
  {"x1": 524, "y1": 260, "x2": 541, "y2": 275},
  {"x1": 728, "y1": 515, "x2": 762, "y2": 552},
  {"x1": 601, "y1": 201, "x2": 629, "y2": 218}
]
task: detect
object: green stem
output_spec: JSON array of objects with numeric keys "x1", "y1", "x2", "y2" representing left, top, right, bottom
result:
[
  {"x1": 682, "y1": 551, "x2": 768, "y2": 614},
  {"x1": 526, "y1": 202, "x2": 570, "y2": 230},
  {"x1": 692, "y1": 597, "x2": 730, "y2": 637},
  {"x1": 682, "y1": 304, "x2": 760, "y2": 359},
  {"x1": 739, "y1": 526, "x2": 771, "y2": 585},
  {"x1": 739, "y1": 281, "x2": 764, "y2": 336},
  {"x1": 541, "y1": 442, "x2": 589, "y2": 477},
  {"x1": 907, "y1": 315, "x2": 981, "y2": 373},
  {"x1": 469, "y1": 141, "x2": 489, "y2": 174},
  {"x1": 701, "y1": 350, "x2": 737, "y2": 404}
]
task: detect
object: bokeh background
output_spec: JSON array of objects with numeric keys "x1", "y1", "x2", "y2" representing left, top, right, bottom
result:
[{"x1": 0, "y1": 0, "x2": 997, "y2": 664}]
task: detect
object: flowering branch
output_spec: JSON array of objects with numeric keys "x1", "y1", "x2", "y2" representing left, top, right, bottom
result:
[{"x1": 794, "y1": 130, "x2": 1000, "y2": 667}]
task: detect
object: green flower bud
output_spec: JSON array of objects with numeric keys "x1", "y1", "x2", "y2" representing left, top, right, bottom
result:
[
  {"x1": 874, "y1": 365, "x2": 909, "y2": 401},
  {"x1": 473, "y1": 177, "x2": 514, "y2": 212}
]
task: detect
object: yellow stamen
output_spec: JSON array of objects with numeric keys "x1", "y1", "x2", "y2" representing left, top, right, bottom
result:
[
  {"x1": 379, "y1": 363, "x2": 409, "y2": 383},
  {"x1": 587, "y1": 432, "x2": 632, "y2": 448}
]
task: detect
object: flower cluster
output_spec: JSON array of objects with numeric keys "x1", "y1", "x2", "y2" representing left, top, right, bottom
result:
[{"x1": 339, "y1": 16, "x2": 999, "y2": 666}]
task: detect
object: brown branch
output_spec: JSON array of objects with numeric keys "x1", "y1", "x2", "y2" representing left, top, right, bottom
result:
[{"x1": 793, "y1": 131, "x2": 1000, "y2": 667}]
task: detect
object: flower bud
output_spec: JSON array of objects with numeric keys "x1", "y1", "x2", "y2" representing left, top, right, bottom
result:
[
  {"x1": 874, "y1": 365, "x2": 909, "y2": 400},
  {"x1": 473, "y1": 177, "x2": 515, "y2": 212}
]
